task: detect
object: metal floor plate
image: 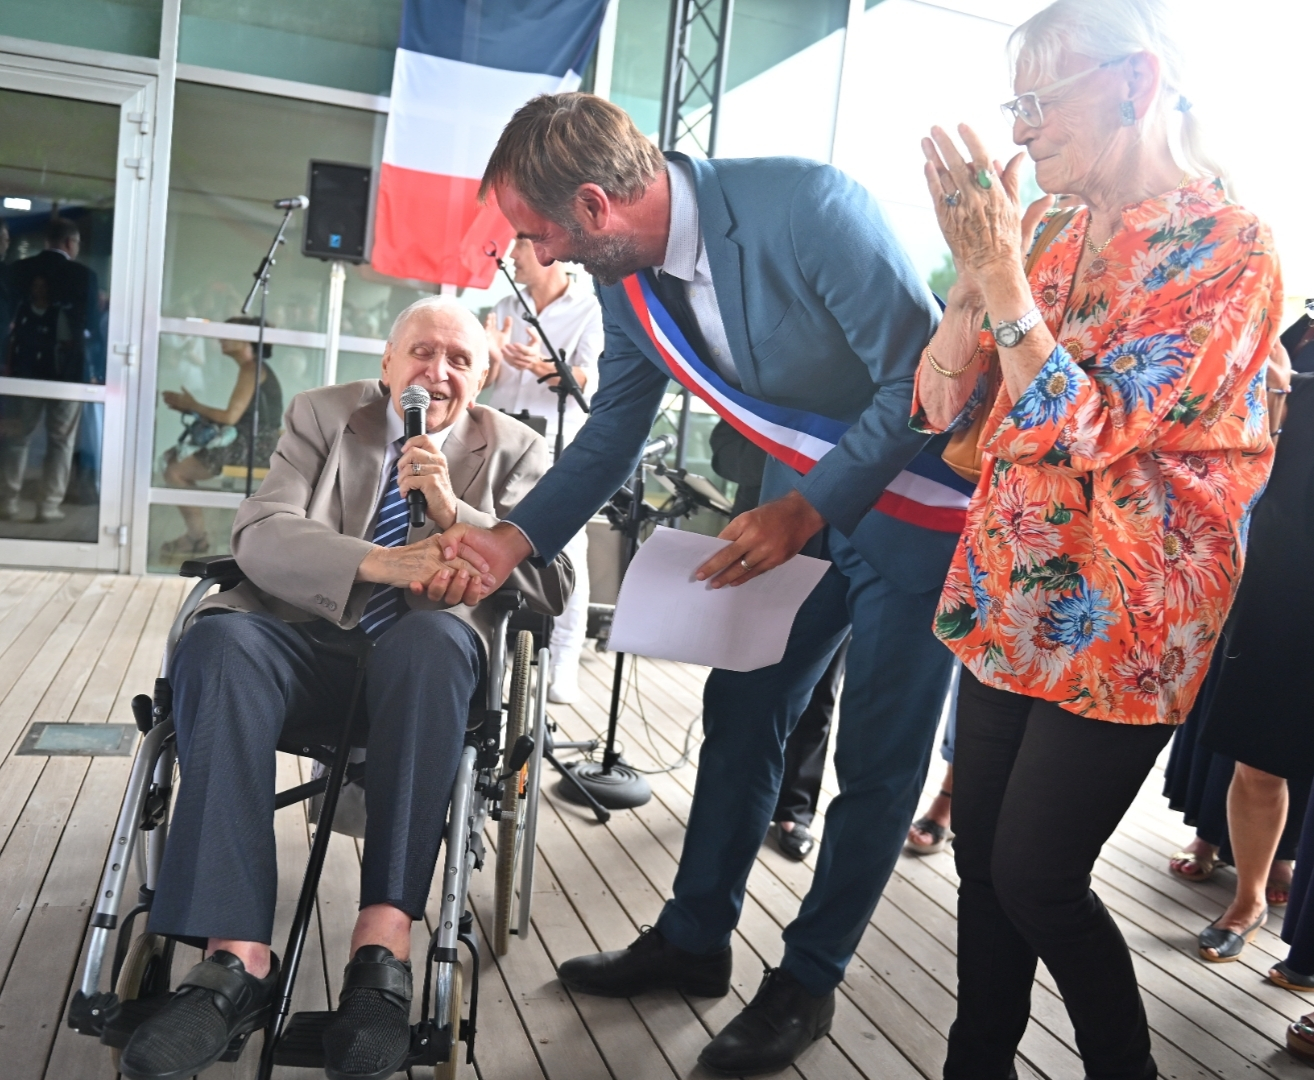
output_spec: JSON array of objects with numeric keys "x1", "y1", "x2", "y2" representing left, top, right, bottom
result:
[{"x1": 17, "y1": 722, "x2": 137, "y2": 756}]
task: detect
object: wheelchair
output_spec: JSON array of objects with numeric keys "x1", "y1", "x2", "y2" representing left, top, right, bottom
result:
[{"x1": 66, "y1": 553, "x2": 553, "y2": 1078}]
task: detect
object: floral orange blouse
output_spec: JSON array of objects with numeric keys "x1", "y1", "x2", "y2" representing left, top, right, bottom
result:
[{"x1": 912, "y1": 178, "x2": 1281, "y2": 725}]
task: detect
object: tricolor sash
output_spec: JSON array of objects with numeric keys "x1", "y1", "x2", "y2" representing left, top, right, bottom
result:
[{"x1": 622, "y1": 272, "x2": 974, "y2": 534}]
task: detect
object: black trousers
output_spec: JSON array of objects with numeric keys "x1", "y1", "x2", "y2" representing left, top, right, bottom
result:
[
  {"x1": 945, "y1": 670, "x2": 1173, "y2": 1080},
  {"x1": 773, "y1": 635, "x2": 849, "y2": 827},
  {"x1": 149, "y1": 610, "x2": 480, "y2": 946}
]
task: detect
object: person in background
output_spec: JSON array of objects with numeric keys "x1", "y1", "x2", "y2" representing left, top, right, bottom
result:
[
  {"x1": 915, "y1": 0, "x2": 1280, "y2": 1075},
  {"x1": 709, "y1": 417, "x2": 849, "y2": 863},
  {"x1": 1224, "y1": 369, "x2": 1314, "y2": 1058},
  {"x1": 1162, "y1": 343, "x2": 1306, "y2": 916},
  {"x1": 1280, "y1": 299, "x2": 1314, "y2": 374},
  {"x1": 1190, "y1": 340, "x2": 1312, "y2": 963},
  {"x1": 0, "y1": 216, "x2": 99, "y2": 523},
  {"x1": 485, "y1": 238, "x2": 602, "y2": 703},
  {"x1": 158, "y1": 316, "x2": 283, "y2": 558},
  {"x1": 905, "y1": 668, "x2": 958, "y2": 855}
]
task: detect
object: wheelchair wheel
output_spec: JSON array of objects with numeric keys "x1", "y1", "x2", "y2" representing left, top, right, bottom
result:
[
  {"x1": 493, "y1": 629, "x2": 533, "y2": 956},
  {"x1": 432, "y1": 963, "x2": 463, "y2": 1080},
  {"x1": 109, "y1": 932, "x2": 172, "y2": 1070}
]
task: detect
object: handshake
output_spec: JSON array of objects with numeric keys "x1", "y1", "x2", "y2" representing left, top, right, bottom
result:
[
  {"x1": 354, "y1": 486, "x2": 833, "y2": 606},
  {"x1": 355, "y1": 521, "x2": 536, "y2": 606}
]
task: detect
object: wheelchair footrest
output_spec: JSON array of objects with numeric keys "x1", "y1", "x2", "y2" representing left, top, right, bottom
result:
[
  {"x1": 272, "y1": 1011, "x2": 331, "y2": 1068},
  {"x1": 273, "y1": 1011, "x2": 454, "y2": 1069}
]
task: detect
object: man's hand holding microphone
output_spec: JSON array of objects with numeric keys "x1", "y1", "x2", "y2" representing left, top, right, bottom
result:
[{"x1": 356, "y1": 385, "x2": 494, "y2": 607}]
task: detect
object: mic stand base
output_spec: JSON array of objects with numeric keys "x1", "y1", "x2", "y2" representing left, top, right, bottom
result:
[{"x1": 555, "y1": 759, "x2": 651, "y2": 811}]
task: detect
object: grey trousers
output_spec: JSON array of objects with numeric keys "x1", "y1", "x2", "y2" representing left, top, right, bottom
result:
[
  {"x1": 149, "y1": 609, "x2": 481, "y2": 945},
  {"x1": 0, "y1": 397, "x2": 83, "y2": 507}
]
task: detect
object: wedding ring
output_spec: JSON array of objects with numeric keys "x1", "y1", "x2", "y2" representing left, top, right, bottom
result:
[
  {"x1": 411, "y1": 462, "x2": 421, "y2": 475},
  {"x1": 740, "y1": 558, "x2": 752, "y2": 572},
  {"x1": 945, "y1": 190, "x2": 961, "y2": 207}
]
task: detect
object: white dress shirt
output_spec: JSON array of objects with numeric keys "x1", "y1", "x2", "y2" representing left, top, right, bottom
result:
[
  {"x1": 658, "y1": 159, "x2": 739, "y2": 386},
  {"x1": 371, "y1": 398, "x2": 454, "y2": 527},
  {"x1": 486, "y1": 279, "x2": 603, "y2": 446}
]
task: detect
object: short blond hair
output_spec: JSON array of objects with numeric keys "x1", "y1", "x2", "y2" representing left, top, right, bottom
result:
[{"x1": 479, "y1": 93, "x2": 666, "y2": 226}]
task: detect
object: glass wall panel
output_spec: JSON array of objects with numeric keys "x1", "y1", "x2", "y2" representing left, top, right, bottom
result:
[
  {"x1": 0, "y1": 395, "x2": 101, "y2": 542},
  {"x1": 153, "y1": 332, "x2": 321, "y2": 491},
  {"x1": 178, "y1": 0, "x2": 402, "y2": 96},
  {"x1": 167, "y1": 83, "x2": 381, "y2": 333},
  {"x1": 334, "y1": 349, "x2": 384, "y2": 386},
  {"x1": 0, "y1": 0, "x2": 161, "y2": 59},
  {"x1": 1, "y1": 88, "x2": 120, "y2": 544},
  {"x1": 147, "y1": 503, "x2": 235, "y2": 571}
]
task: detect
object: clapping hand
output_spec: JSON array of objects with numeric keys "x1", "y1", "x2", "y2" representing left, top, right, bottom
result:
[
  {"x1": 923, "y1": 124, "x2": 1032, "y2": 283},
  {"x1": 503, "y1": 327, "x2": 548, "y2": 376},
  {"x1": 162, "y1": 387, "x2": 200, "y2": 413}
]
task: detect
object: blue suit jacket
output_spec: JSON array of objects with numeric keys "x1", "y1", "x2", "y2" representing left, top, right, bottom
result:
[{"x1": 508, "y1": 153, "x2": 958, "y2": 593}]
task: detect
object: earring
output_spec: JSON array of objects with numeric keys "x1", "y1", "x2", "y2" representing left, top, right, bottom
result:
[{"x1": 1120, "y1": 101, "x2": 1136, "y2": 126}]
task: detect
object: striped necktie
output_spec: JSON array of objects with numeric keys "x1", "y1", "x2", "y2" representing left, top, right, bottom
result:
[{"x1": 359, "y1": 451, "x2": 410, "y2": 639}]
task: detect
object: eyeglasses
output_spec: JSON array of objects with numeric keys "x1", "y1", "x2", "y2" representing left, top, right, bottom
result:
[{"x1": 1001, "y1": 57, "x2": 1129, "y2": 128}]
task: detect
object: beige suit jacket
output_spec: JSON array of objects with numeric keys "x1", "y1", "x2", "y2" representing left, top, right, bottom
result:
[{"x1": 195, "y1": 380, "x2": 572, "y2": 657}]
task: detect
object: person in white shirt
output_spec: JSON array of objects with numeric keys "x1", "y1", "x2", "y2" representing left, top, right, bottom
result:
[{"x1": 485, "y1": 239, "x2": 603, "y2": 703}]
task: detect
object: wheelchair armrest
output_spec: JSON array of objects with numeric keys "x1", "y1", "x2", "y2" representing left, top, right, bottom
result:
[
  {"x1": 490, "y1": 587, "x2": 524, "y2": 612},
  {"x1": 179, "y1": 554, "x2": 245, "y2": 589}
]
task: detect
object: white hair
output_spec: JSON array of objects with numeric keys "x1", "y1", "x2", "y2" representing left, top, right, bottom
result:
[
  {"x1": 1010, "y1": 0, "x2": 1231, "y2": 196},
  {"x1": 386, "y1": 295, "x2": 489, "y2": 368}
]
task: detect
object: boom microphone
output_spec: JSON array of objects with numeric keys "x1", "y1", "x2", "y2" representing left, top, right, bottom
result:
[
  {"x1": 273, "y1": 196, "x2": 309, "y2": 210},
  {"x1": 400, "y1": 385, "x2": 431, "y2": 528}
]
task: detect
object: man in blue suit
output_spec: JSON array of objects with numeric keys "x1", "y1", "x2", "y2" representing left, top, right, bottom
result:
[{"x1": 440, "y1": 93, "x2": 959, "y2": 1076}]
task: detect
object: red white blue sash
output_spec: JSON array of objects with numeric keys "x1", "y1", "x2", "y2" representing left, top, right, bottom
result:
[{"x1": 622, "y1": 272, "x2": 973, "y2": 533}]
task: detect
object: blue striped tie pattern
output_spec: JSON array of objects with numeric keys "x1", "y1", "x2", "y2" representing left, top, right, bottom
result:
[{"x1": 359, "y1": 451, "x2": 411, "y2": 639}]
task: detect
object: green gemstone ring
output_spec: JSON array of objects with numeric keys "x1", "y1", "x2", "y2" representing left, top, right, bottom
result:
[{"x1": 975, "y1": 168, "x2": 993, "y2": 190}]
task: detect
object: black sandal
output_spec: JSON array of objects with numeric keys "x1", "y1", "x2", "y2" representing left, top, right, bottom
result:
[
  {"x1": 322, "y1": 945, "x2": 414, "y2": 1080},
  {"x1": 118, "y1": 950, "x2": 278, "y2": 1080},
  {"x1": 1199, "y1": 908, "x2": 1267, "y2": 963},
  {"x1": 906, "y1": 789, "x2": 954, "y2": 855}
]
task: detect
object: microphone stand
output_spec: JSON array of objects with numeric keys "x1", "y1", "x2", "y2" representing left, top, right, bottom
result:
[
  {"x1": 485, "y1": 245, "x2": 589, "y2": 461},
  {"x1": 239, "y1": 204, "x2": 298, "y2": 496}
]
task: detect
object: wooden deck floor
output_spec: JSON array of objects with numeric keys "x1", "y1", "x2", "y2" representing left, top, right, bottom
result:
[{"x1": 0, "y1": 568, "x2": 1307, "y2": 1079}]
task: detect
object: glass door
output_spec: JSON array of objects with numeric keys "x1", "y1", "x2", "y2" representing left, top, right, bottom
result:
[{"x1": 0, "y1": 59, "x2": 155, "y2": 570}]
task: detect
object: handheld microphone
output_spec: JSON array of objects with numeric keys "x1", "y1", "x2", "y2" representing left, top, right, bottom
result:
[
  {"x1": 400, "y1": 385, "x2": 431, "y2": 528},
  {"x1": 273, "y1": 196, "x2": 309, "y2": 210}
]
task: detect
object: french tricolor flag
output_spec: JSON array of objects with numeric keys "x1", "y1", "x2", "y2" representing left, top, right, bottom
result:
[{"x1": 372, "y1": 0, "x2": 609, "y2": 288}]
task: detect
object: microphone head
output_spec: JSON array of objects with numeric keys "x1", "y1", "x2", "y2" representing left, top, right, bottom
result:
[
  {"x1": 400, "y1": 385, "x2": 431, "y2": 413},
  {"x1": 273, "y1": 196, "x2": 309, "y2": 210}
]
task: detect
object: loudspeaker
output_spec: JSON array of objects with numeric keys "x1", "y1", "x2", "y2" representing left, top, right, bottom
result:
[{"x1": 302, "y1": 161, "x2": 371, "y2": 263}]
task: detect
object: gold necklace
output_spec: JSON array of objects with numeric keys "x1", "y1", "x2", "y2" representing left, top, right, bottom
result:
[{"x1": 1085, "y1": 230, "x2": 1116, "y2": 257}]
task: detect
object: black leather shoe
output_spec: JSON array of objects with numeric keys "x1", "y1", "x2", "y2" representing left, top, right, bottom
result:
[
  {"x1": 557, "y1": 925, "x2": 731, "y2": 998},
  {"x1": 323, "y1": 945, "x2": 414, "y2": 1080},
  {"x1": 118, "y1": 950, "x2": 278, "y2": 1080},
  {"x1": 698, "y1": 967, "x2": 834, "y2": 1077},
  {"x1": 769, "y1": 822, "x2": 815, "y2": 861}
]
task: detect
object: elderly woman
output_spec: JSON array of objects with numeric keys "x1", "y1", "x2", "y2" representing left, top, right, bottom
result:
[{"x1": 913, "y1": 1, "x2": 1280, "y2": 1077}]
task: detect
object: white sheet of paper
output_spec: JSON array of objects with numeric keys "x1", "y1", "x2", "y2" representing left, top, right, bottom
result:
[{"x1": 607, "y1": 526, "x2": 831, "y2": 672}]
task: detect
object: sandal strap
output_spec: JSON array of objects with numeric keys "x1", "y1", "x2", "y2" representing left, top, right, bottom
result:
[{"x1": 911, "y1": 817, "x2": 947, "y2": 843}]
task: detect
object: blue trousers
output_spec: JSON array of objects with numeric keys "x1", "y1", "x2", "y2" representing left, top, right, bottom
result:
[
  {"x1": 149, "y1": 610, "x2": 480, "y2": 946},
  {"x1": 654, "y1": 526, "x2": 954, "y2": 994}
]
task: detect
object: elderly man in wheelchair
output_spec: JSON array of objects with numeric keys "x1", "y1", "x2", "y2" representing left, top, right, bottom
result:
[{"x1": 115, "y1": 297, "x2": 571, "y2": 1080}]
